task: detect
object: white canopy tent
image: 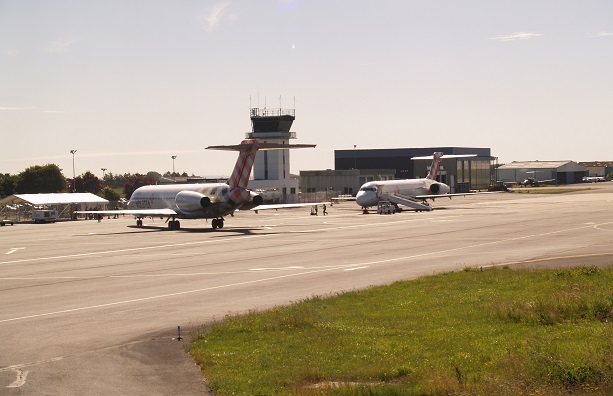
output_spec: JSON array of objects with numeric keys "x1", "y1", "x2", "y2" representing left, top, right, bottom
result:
[{"x1": 0, "y1": 193, "x2": 109, "y2": 221}]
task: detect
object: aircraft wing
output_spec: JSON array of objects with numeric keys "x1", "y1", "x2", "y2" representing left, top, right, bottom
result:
[
  {"x1": 250, "y1": 202, "x2": 331, "y2": 211},
  {"x1": 331, "y1": 196, "x2": 357, "y2": 202},
  {"x1": 415, "y1": 192, "x2": 504, "y2": 200},
  {"x1": 75, "y1": 208, "x2": 178, "y2": 216}
]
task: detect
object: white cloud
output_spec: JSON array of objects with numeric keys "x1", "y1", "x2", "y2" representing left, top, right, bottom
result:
[
  {"x1": 0, "y1": 106, "x2": 36, "y2": 111},
  {"x1": 201, "y1": 2, "x2": 230, "y2": 32},
  {"x1": 587, "y1": 31, "x2": 613, "y2": 38},
  {"x1": 490, "y1": 32, "x2": 543, "y2": 42},
  {"x1": 47, "y1": 38, "x2": 78, "y2": 53}
]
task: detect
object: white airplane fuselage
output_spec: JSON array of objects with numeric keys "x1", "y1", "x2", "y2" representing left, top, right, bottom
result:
[
  {"x1": 355, "y1": 178, "x2": 450, "y2": 208},
  {"x1": 128, "y1": 183, "x2": 261, "y2": 219}
]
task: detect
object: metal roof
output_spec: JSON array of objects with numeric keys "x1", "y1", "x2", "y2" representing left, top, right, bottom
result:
[
  {"x1": 498, "y1": 160, "x2": 574, "y2": 170},
  {"x1": 0, "y1": 193, "x2": 109, "y2": 206}
]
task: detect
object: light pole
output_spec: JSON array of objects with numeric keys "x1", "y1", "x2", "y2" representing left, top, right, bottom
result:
[
  {"x1": 171, "y1": 155, "x2": 177, "y2": 181},
  {"x1": 70, "y1": 149, "x2": 77, "y2": 192},
  {"x1": 101, "y1": 168, "x2": 107, "y2": 180}
]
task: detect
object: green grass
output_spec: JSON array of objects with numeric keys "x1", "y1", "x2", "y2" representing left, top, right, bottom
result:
[
  {"x1": 511, "y1": 188, "x2": 591, "y2": 194},
  {"x1": 188, "y1": 266, "x2": 613, "y2": 395}
]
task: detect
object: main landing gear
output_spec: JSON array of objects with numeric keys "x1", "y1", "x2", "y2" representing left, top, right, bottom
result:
[
  {"x1": 136, "y1": 218, "x2": 143, "y2": 227},
  {"x1": 212, "y1": 218, "x2": 224, "y2": 229},
  {"x1": 168, "y1": 220, "x2": 181, "y2": 230}
]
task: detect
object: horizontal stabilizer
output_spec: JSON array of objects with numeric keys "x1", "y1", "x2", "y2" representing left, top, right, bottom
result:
[
  {"x1": 206, "y1": 142, "x2": 316, "y2": 151},
  {"x1": 250, "y1": 202, "x2": 331, "y2": 211},
  {"x1": 411, "y1": 154, "x2": 477, "y2": 160},
  {"x1": 76, "y1": 209, "x2": 178, "y2": 216}
]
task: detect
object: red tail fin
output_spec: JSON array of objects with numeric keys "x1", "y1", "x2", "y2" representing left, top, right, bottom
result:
[
  {"x1": 227, "y1": 139, "x2": 259, "y2": 189},
  {"x1": 427, "y1": 152, "x2": 444, "y2": 180},
  {"x1": 206, "y1": 139, "x2": 317, "y2": 189}
]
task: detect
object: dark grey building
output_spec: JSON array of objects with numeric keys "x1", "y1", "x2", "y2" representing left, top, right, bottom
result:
[{"x1": 335, "y1": 147, "x2": 495, "y2": 191}]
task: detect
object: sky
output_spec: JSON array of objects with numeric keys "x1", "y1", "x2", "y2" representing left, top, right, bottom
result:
[{"x1": 1, "y1": 0, "x2": 612, "y2": 179}]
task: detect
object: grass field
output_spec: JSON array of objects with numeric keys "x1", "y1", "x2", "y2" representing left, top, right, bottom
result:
[
  {"x1": 510, "y1": 187, "x2": 592, "y2": 194},
  {"x1": 189, "y1": 266, "x2": 613, "y2": 395}
]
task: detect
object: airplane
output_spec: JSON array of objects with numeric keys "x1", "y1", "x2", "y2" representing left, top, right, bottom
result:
[
  {"x1": 521, "y1": 171, "x2": 557, "y2": 186},
  {"x1": 355, "y1": 152, "x2": 483, "y2": 214},
  {"x1": 77, "y1": 139, "x2": 328, "y2": 230}
]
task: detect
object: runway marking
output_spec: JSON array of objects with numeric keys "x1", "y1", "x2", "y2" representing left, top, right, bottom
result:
[
  {"x1": 593, "y1": 223, "x2": 613, "y2": 231},
  {"x1": 483, "y1": 252, "x2": 613, "y2": 268},
  {"x1": 5, "y1": 248, "x2": 24, "y2": 255},
  {"x1": 345, "y1": 266, "x2": 369, "y2": 271},
  {"x1": 0, "y1": 215, "x2": 459, "y2": 267},
  {"x1": 0, "y1": 356, "x2": 63, "y2": 373},
  {"x1": 0, "y1": 265, "x2": 359, "y2": 323},
  {"x1": 6, "y1": 368, "x2": 28, "y2": 388},
  {"x1": 7, "y1": 368, "x2": 29, "y2": 388},
  {"x1": 0, "y1": 234, "x2": 271, "y2": 266},
  {"x1": 2, "y1": 219, "x2": 613, "y2": 323}
]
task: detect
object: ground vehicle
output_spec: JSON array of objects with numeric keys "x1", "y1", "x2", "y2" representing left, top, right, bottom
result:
[
  {"x1": 0, "y1": 219, "x2": 14, "y2": 226},
  {"x1": 32, "y1": 210, "x2": 58, "y2": 223},
  {"x1": 377, "y1": 201, "x2": 396, "y2": 215}
]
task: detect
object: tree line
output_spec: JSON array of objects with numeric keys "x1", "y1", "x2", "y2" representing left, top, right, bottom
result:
[{"x1": 0, "y1": 164, "x2": 188, "y2": 201}]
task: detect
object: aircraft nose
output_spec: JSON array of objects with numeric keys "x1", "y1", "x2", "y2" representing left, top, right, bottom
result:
[{"x1": 356, "y1": 191, "x2": 375, "y2": 207}]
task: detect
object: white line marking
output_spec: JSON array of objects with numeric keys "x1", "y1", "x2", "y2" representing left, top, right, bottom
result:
[
  {"x1": 0, "y1": 234, "x2": 269, "y2": 266},
  {"x1": 0, "y1": 357, "x2": 64, "y2": 372},
  {"x1": 7, "y1": 368, "x2": 28, "y2": 388},
  {"x1": 5, "y1": 248, "x2": 24, "y2": 255},
  {"x1": 0, "y1": 266, "x2": 352, "y2": 323},
  {"x1": 2, "y1": 219, "x2": 611, "y2": 324},
  {"x1": 345, "y1": 266, "x2": 369, "y2": 271}
]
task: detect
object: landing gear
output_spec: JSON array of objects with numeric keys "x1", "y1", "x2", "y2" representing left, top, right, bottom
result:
[
  {"x1": 168, "y1": 220, "x2": 181, "y2": 230},
  {"x1": 136, "y1": 219, "x2": 143, "y2": 227},
  {"x1": 362, "y1": 208, "x2": 369, "y2": 214},
  {"x1": 212, "y1": 218, "x2": 224, "y2": 229}
]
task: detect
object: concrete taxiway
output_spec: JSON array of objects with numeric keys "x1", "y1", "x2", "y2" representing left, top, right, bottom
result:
[{"x1": 1, "y1": 184, "x2": 613, "y2": 394}]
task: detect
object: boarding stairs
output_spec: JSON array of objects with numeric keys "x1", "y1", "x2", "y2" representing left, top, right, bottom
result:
[{"x1": 383, "y1": 192, "x2": 432, "y2": 212}]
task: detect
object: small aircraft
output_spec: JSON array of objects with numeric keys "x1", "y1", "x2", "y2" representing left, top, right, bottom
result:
[
  {"x1": 521, "y1": 171, "x2": 557, "y2": 186},
  {"x1": 355, "y1": 152, "x2": 481, "y2": 214},
  {"x1": 78, "y1": 139, "x2": 327, "y2": 230}
]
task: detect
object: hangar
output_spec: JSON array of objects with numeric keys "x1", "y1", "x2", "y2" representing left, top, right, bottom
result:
[
  {"x1": 497, "y1": 160, "x2": 587, "y2": 184},
  {"x1": 578, "y1": 161, "x2": 613, "y2": 179},
  {"x1": 0, "y1": 193, "x2": 109, "y2": 222},
  {"x1": 334, "y1": 147, "x2": 496, "y2": 193}
]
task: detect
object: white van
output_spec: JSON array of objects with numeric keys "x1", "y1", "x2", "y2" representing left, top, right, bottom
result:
[{"x1": 32, "y1": 210, "x2": 58, "y2": 223}]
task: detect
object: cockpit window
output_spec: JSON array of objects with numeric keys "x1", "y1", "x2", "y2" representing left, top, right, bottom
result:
[{"x1": 360, "y1": 187, "x2": 377, "y2": 192}]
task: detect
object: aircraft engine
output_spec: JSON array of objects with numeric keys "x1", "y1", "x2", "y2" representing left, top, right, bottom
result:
[
  {"x1": 251, "y1": 192, "x2": 263, "y2": 206},
  {"x1": 175, "y1": 191, "x2": 211, "y2": 212},
  {"x1": 238, "y1": 191, "x2": 263, "y2": 210},
  {"x1": 429, "y1": 183, "x2": 441, "y2": 194}
]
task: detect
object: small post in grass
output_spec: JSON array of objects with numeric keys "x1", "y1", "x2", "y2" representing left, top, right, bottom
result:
[{"x1": 177, "y1": 325, "x2": 182, "y2": 341}]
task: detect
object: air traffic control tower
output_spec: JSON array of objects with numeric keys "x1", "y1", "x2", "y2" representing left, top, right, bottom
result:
[{"x1": 245, "y1": 107, "x2": 299, "y2": 197}]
